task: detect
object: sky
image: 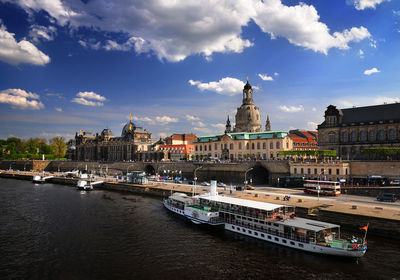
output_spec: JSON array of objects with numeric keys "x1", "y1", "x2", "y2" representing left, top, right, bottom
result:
[{"x1": 0, "y1": 0, "x2": 399, "y2": 141}]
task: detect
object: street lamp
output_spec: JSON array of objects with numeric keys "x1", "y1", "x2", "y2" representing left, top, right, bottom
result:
[
  {"x1": 193, "y1": 166, "x2": 203, "y2": 196},
  {"x1": 244, "y1": 167, "x2": 253, "y2": 187}
]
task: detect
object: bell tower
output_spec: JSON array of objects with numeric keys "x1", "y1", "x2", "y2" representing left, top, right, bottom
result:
[
  {"x1": 242, "y1": 76, "x2": 253, "y2": 105},
  {"x1": 265, "y1": 115, "x2": 271, "y2": 131},
  {"x1": 225, "y1": 115, "x2": 231, "y2": 133}
]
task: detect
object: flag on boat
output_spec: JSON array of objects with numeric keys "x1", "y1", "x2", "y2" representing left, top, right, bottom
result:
[{"x1": 360, "y1": 225, "x2": 368, "y2": 231}]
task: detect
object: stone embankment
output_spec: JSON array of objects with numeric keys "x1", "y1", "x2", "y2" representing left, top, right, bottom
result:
[{"x1": 1, "y1": 171, "x2": 400, "y2": 239}]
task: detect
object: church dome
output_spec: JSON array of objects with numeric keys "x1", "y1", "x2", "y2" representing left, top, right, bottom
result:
[
  {"x1": 121, "y1": 121, "x2": 135, "y2": 136},
  {"x1": 234, "y1": 105, "x2": 261, "y2": 132}
]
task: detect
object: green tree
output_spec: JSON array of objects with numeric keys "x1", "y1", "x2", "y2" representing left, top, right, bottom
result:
[{"x1": 50, "y1": 136, "x2": 67, "y2": 159}]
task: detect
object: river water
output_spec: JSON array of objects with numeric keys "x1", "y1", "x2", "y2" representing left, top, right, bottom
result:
[{"x1": 0, "y1": 178, "x2": 398, "y2": 279}]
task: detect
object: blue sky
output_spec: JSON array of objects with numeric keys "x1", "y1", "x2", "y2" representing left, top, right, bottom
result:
[{"x1": 0, "y1": 0, "x2": 399, "y2": 141}]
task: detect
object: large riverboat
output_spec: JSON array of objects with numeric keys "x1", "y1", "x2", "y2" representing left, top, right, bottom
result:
[{"x1": 163, "y1": 182, "x2": 367, "y2": 258}]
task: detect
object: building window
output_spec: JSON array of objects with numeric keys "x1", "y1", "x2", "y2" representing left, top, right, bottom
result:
[
  {"x1": 263, "y1": 142, "x2": 266, "y2": 149},
  {"x1": 215, "y1": 143, "x2": 218, "y2": 150},
  {"x1": 342, "y1": 132, "x2": 348, "y2": 142},
  {"x1": 286, "y1": 142, "x2": 289, "y2": 148},
  {"x1": 239, "y1": 142, "x2": 242, "y2": 149},
  {"x1": 389, "y1": 129, "x2": 396, "y2": 140},
  {"x1": 336, "y1": 169, "x2": 340, "y2": 175},
  {"x1": 195, "y1": 145, "x2": 198, "y2": 151},
  {"x1": 230, "y1": 143, "x2": 234, "y2": 149},
  {"x1": 360, "y1": 130, "x2": 366, "y2": 141},
  {"x1": 276, "y1": 142, "x2": 280, "y2": 149},
  {"x1": 263, "y1": 153, "x2": 266, "y2": 159},
  {"x1": 351, "y1": 131, "x2": 357, "y2": 142},
  {"x1": 270, "y1": 142, "x2": 273, "y2": 149},
  {"x1": 252, "y1": 143, "x2": 255, "y2": 149},
  {"x1": 378, "y1": 130, "x2": 386, "y2": 141},
  {"x1": 224, "y1": 143, "x2": 227, "y2": 149},
  {"x1": 209, "y1": 144, "x2": 211, "y2": 151},
  {"x1": 329, "y1": 133, "x2": 335, "y2": 143},
  {"x1": 204, "y1": 145, "x2": 207, "y2": 151},
  {"x1": 307, "y1": 168, "x2": 311, "y2": 174},
  {"x1": 314, "y1": 168, "x2": 317, "y2": 174},
  {"x1": 257, "y1": 142, "x2": 260, "y2": 149},
  {"x1": 300, "y1": 168, "x2": 304, "y2": 175},
  {"x1": 329, "y1": 168, "x2": 332, "y2": 175},
  {"x1": 221, "y1": 144, "x2": 223, "y2": 149},
  {"x1": 294, "y1": 168, "x2": 297, "y2": 174},
  {"x1": 200, "y1": 146, "x2": 202, "y2": 151},
  {"x1": 246, "y1": 143, "x2": 250, "y2": 149},
  {"x1": 369, "y1": 130, "x2": 375, "y2": 141}
]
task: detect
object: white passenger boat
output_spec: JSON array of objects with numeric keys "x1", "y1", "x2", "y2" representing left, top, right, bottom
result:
[
  {"x1": 163, "y1": 181, "x2": 367, "y2": 258},
  {"x1": 163, "y1": 193, "x2": 193, "y2": 216},
  {"x1": 77, "y1": 180, "x2": 93, "y2": 190},
  {"x1": 32, "y1": 175, "x2": 45, "y2": 184}
]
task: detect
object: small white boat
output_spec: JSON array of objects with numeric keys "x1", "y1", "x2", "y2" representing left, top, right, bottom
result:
[
  {"x1": 32, "y1": 175, "x2": 45, "y2": 184},
  {"x1": 77, "y1": 180, "x2": 93, "y2": 190}
]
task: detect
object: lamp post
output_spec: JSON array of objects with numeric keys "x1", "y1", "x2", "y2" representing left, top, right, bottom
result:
[
  {"x1": 193, "y1": 166, "x2": 203, "y2": 196},
  {"x1": 244, "y1": 167, "x2": 253, "y2": 187}
]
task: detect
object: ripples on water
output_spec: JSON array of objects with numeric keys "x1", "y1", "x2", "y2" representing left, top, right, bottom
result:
[{"x1": 0, "y1": 178, "x2": 399, "y2": 279}]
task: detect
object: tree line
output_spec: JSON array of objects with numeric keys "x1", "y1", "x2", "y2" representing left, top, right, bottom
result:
[{"x1": 0, "y1": 136, "x2": 67, "y2": 160}]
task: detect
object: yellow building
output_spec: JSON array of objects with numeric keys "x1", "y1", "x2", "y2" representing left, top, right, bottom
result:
[
  {"x1": 194, "y1": 131, "x2": 293, "y2": 160},
  {"x1": 289, "y1": 162, "x2": 350, "y2": 181}
]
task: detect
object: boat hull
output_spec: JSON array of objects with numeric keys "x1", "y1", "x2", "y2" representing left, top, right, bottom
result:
[{"x1": 163, "y1": 199, "x2": 185, "y2": 216}]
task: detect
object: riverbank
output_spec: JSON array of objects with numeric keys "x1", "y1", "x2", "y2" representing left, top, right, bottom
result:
[{"x1": 1, "y1": 170, "x2": 400, "y2": 239}]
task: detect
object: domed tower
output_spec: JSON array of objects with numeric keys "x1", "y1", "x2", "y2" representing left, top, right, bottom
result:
[
  {"x1": 121, "y1": 113, "x2": 137, "y2": 139},
  {"x1": 233, "y1": 78, "x2": 262, "y2": 132},
  {"x1": 225, "y1": 115, "x2": 232, "y2": 133}
]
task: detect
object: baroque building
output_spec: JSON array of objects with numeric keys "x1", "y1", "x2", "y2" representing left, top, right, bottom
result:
[
  {"x1": 318, "y1": 104, "x2": 400, "y2": 159},
  {"x1": 71, "y1": 115, "x2": 156, "y2": 161}
]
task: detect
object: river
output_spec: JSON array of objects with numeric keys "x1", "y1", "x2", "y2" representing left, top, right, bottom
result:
[{"x1": 0, "y1": 178, "x2": 398, "y2": 279}]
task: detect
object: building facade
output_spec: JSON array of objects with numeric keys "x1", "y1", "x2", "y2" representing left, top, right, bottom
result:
[
  {"x1": 194, "y1": 131, "x2": 293, "y2": 160},
  {"x1": 71, "y1": 115, "x2": 154, "y2": 161},
  {"x1": 318, "y1": 104, "x2": 400, "y2": 159},
  {"x1": 289, "y1": 162, "x2": 350, "y2": 182},
  {"x1": 289, "y1": 130, "x2": 318, "y2": 151}
]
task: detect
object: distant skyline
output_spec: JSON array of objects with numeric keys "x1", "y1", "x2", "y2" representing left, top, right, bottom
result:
[{"x1": 0, "y1": 0, "x2": 399, "y2": 140}]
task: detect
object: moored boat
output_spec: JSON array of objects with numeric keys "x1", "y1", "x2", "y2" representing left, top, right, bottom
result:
[
  {"x1": 32, "y1": 175, "x2": 45, "y2": 184},
  {"x1": 163, "y1": 181, "x2": 367, "y2": 258},
  {"x1": 77, "y1": 180, "x2": 93, "y2": 190}
]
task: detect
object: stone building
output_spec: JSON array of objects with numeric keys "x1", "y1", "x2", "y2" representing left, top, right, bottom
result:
[
  {"x1": 194, "y1": 131, "x2": 293, "y2": 160},
  {"x1": 318, "y1": 104, "x2": 400, "y2": 159},
  {"x1": 71, "y1": 115, "x2": 158, "y2": 161},
  {"x1": 289, "y1": 162, "x2": 350, "y2": 182}
]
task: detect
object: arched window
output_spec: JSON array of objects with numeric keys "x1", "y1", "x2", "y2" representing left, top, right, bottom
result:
[
  {"x1": 276, "y1": 142, "x2": 280, "y2": 149},
  {"x1": 230, "y1": 143, "x2": 234, "y2": 149},
  {"x1": 246, "y1": 143, "x2": 249, "y2": 149},
  {"x1": 378, "y1": 130, "x2": 386, "y2": 141},
  {"x1": 329, "y1": 133, "x2": 335, "y2": 143},
  {"x1": 369, "y1": 130, "x2": 375, "y2": 141},
  {"x1": 342, "y1": 132, "x2": 348, "y2": 142},
  {"x1": 263, "y1": 142, "x2": 266, "y2": 149},
  {"x1": 270, "y1": 142, "x2": 273, "y2": 149},
  {"x1": 351, "y1": 131, "x2": 357, "y2": 142},
  {"x1": 251, "y1": 143, "x2": 255, "y2": 149},
  {"x1": 360, "y1": 131, "x2": 366, "y2": 141},
  {"x1": 257, "y1": 142, "x2": 260, "y2": 149},
  {"x1": 389, "y1": 129, "x2": 396, "y2": 140}
]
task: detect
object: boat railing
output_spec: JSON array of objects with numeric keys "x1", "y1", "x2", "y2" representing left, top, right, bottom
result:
[
  {"x1": 220, "y1": 208, "x2": 287, "y2": 221},
  {"x1": 226, "y1": 219, "x2": 312, "y2": 243}
]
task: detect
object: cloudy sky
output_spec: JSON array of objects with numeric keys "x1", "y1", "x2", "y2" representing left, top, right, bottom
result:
[{"x1": 0, "y1": 0, "x2": 399, "y2": 140}]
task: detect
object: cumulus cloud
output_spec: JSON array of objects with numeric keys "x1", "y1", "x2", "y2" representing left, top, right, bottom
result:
[
  {"x1": 55, "y1": 107, "x2": 62, "y2": 112},
  {"x1": 351, "y1": 0, "x2": 390, "y2": 10},
  {"x1": 211, "y1": 123, "x2": 225, "y2": 129},
  {"x1": 253, "y1": 0, "x2": 371, "y2": 55},
  {"x1": 71, "y1": 91, "x2": 106, "y2": 106},
  {"x1": 185, "y1": 114, "x2": 200, "y2": 121},
  {"x1": 193, "y1": 127, "x2": 212, "y2": 134},
  {"x1": 274, "y1": 72, "x2": 279, "y2": 76},
  {"x1": 0, "y1": 88, "x2": 44, "y2": 110},
  {"x1": 29, "y1": 25, "x2": 57, "y2": 42},
  {"x1": 192, "y1": 121, "x2": 206, "y2": 127},
  {"x1": 364, "y1": 67, "x2": 380, "y2": 75},
  {"x1": 7, "y1": 0, "x2": 371, "y2": 62},
  {"x1": 307, "y1": 121, "x2": 318, "y2": 130},
  {"x1": 0, "y1": 23, "x2": 50, "y2": 66},
  {"x1": 189, "y1": 77, "x2": 245, "y2": 96},
  {"x1": 279, "y1": 104, "x2": 304, "y2": 113},
  {"x1": 134, "y1": 115, "x2": 178, "y2": 125},
  {"x1": 258, "y1": 74, "x2": 274, "y2": 81}
]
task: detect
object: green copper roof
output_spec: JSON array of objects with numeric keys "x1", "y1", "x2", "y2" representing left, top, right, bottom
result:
[{"x1": 194, "y1": 131, "x2": 288, "y2": 143}]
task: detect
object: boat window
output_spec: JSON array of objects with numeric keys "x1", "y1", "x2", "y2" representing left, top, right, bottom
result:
[
  {"x1": 267, "y1": 236, "x2": 271, "y2": 240},
  {"x1": 298, "y1": 243, "x2": 304, "y2": 248},
  {"x1": 242, "y1": 229, "x2": 245, "y2": 232},
  {"x1": 290, "y1": 241, "x2": 295, "y2": 245},
  {"x1": 260, "y1": 221, "x2": 264, "y2": 224},
  {"x1": 267, "y1": 222, "x2": 271, "y2": 225},
  {"x1": 236, "y1": 216, "x2": 241, "y2": 219},
  {"x1": 273, "y1": 223, "x2": 279, "y2": 227},
  {"x1": 275, "y1": 237, "x2": 279, "y2": 242},
  {"x1": 282, "y1": 239, "x2": 287, "y2": 244},
  {"x1": 254, "y1": 232, "x2": 258, "y2": 236},
  {"x1": 248, "y1": 230, "x2": 252, "y2": 234},
  {"x1": 261, "y1": 234, "x2": 265, "y2": 238},
  {"x1": 248, "y1": 218, "x2": 252, "y2": 221}
]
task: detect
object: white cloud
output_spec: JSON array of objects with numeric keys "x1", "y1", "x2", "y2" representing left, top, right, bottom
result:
[
  {"x1": 192, "y1": 121, "x2": 206, "y2": 127},
  {"x1": 189, "y1": 77, "x2": 245, "y2": 96},
  {"x1": 359, "y1": 49, "x2": 364, "y2": 58},
  {"x1": 373, "y1": 96, "x2": 400, "y2": 104},
  {"x1": 312, "y1": 107, "x2": 317, "y2": 112},
  {"x1": 71, "y1": 97, "x2": 104, "y2": 107},
  {"x1": 55, "y1": 107, "x2": 62, "y2": 112},
  {"x1": 158, "y1": 132, "x2": 168, "y2": 138},
  {"x1": 253, "y1": 1, "x2": 371, "y2": 55},
  {"x1": 364, "y1": 67, "x2": 380, "y2": 75},
  {"x1": 0, "y1": 88, "x2": 44, "y2": 110},
  {"x1": 185, "y1": 114, "x2": 200, "y2": 121},
  {"x1": 369, "y1": 39, "x2": 377, "y2": 48},
  {"x1": 274, "y1": 72, "x2": 279, "y2": 76},
  {"x1": 29, "y1": 25, "x2": 57, "y2": 42},
  {"x1": 258, "y1": 74, "x2": 274, "y2": 81},
  {"x1": 77, "y1": 91, "x2": 106, "y2": 101},
  {"x1": 7, "y1": 0, "x2": 371, "y2": 62},
  {"x1": 134, "y1": 115, "x2": 178, "y2": 125},
  {"x1": 47, "y1": 93, "x2": 63, "y2": 99},
  {"x1": 307, "y1": 121, "x2": 318, "y2": 130},
  {"x1": 352, "y1": 0, "x2": 390, "y2": 10},
  {"x1": 193, "y1": 127, "x2": 212, "y2": 134},
  {"x1": 279, "y1": 105, "x2": 304, "y2": 113},
  {"x1": 71, "y1": 91, "x2": 106, "y2": 106},
  {"x1": 0, "y1": 23, "x2": 50, "y2": 66},
  {"x1": 211, "y1": 123, "x2": 225, "y2": 129}
]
